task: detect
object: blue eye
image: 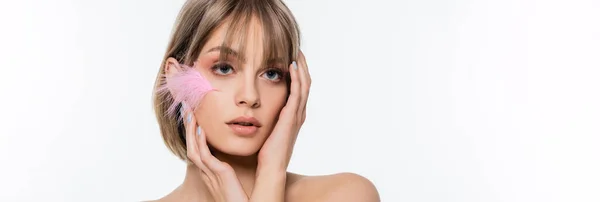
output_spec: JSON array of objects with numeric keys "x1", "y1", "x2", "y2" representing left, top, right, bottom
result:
[
  {"x1": 262, "y1": 69, "x2": 282, "y2": 81},
  {"x1": 211, "y1": 63, "x2": 234, "y2": 75}
]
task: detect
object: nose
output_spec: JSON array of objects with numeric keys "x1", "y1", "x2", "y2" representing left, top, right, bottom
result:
[{"x1": 235, "y1": 80, "x2": 261, "y2": 108}]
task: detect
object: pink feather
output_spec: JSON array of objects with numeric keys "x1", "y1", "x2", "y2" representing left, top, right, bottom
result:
[{"x1": 155, "y1": 63, "x2": 216, "y2": 122}]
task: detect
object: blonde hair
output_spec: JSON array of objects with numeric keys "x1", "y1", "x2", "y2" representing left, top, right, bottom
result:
[{"x1": 152, "y1": 0, "x2": 301, "y2": 161}]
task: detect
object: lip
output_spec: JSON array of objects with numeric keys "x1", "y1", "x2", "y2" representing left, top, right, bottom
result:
[
  {"x1": 226, "y1": 116, "x2": 262, "y2": 127},
  {"x1": 226, "y1": 116, "x2": 262, "y2": 136},
  {"x1": 227, "y1": 124, "x2": 259, "y2": 136}
]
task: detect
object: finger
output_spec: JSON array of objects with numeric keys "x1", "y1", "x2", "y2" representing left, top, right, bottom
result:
[
  {"x1": 187, "y1": 113, "x2": 221, "y2": 189},
  {"x1": 183, "y1": 102, "x2": 201, "y2": 164},
  {"x1": 298, "y1": 50, "x2": 311, "y2": 87},
  {"x1": 298, "y1": 50, "x2": 311, "y2": 100},
  {"x1": 296, "y1": 51, "x2": 310, "y2": 124},
  {"x1": 296, "y1": 52, "x2": 310, "y2": 119},
  {"x1": 197, "y1": 131, "x2": 242, "y2": 196},
  {"x1": 285, "y1": 61, "x2": 302, "y2": 121},
  {"x1": 184, "y1": 106, "x2": 245, "y2": 199},
  {"x1": 197, "y1": 125, "x2": 230, "y2": 175},
  {"x1": 183, "y1": 104, "x2": 213, "y2": 175}
]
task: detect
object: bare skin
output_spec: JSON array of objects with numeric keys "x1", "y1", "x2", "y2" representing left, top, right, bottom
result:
[
  {"x1": 150, "y1": 170, "x2": 378, "y2": 202},
  {"x1": 146, "y1": 17, "x2": 379, "y2": 202}
]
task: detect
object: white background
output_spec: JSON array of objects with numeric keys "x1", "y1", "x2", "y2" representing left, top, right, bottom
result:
[{"x1": 1, "y1": 0, "x2": 599, "y2": 201}]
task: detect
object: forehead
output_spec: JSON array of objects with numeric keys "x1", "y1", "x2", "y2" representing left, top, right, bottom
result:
[{"x1": 200, "y1": 17, "x2": 265, "y2": 62}]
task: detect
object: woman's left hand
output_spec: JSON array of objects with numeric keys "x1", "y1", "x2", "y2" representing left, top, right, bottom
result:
[
  {"x1": 257, "y1": 50, "x2": 310, "y2": 172},
  {"x1": 249, "y1": 51, "x2": 310, "y2": 202}
]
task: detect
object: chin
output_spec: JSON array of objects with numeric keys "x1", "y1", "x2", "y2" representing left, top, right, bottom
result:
[{"x1": 209, "y1": 135, "x2": 263, "y2": 157}]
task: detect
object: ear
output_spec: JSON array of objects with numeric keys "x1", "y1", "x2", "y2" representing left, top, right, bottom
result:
[
  {"x1": 164, "y1": 57, "x2": 184, "y2": 97},
  {"x1": 165, "y1": 57, "x2": 183, "y2": 79}
]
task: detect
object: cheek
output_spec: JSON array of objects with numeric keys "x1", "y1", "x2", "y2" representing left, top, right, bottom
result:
[
  {"x1": 195, "y1": 93, "x2": 227, "y2": 126},
  {"x1": 259, "y1": 84, "x2": 288, "y2": 117}
]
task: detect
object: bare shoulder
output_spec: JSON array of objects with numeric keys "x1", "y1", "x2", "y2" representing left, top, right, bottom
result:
[
  {"x1": 140, "y1": 197, "x2": 167, "y2": 202},
  {"x1": 285, "y1": 172, "x2": 380, "y2": 202},
  {"x1": 139, "y1": 185, "x2": 181, "y2": 202}
]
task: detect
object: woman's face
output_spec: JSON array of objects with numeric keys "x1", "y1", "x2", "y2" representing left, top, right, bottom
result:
[{"x1": 192, "y1": 20, "x2": 288, "y2": 156}]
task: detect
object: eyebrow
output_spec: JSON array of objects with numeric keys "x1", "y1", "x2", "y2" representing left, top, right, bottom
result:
[
  {"x1": 205, "y1": 45, "x2": 287, "y2": 67},
  {"x1": 206, "y1": 46, "x2": 245, "y2": 62}
]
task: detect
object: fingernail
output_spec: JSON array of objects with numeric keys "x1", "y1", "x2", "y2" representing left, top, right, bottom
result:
[
  {"x1": 197, "y1": 126, "x2": 202, "y2": 136},
  {"x1": 187, "y1": 114, "x2": 191, "y2": 123},
  {"x1": 292, "y1": 61, "x2": 298, "y2": 70}
]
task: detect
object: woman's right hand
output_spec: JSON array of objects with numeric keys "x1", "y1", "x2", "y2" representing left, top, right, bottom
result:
[{"x1": 182, "y1": 103, "x2": 248, "y2": 202}]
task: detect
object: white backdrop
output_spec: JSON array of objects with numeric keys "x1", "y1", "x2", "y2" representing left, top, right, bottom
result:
[{"x1": 1, "y1": 0, "x2": 599, "y2": 201}]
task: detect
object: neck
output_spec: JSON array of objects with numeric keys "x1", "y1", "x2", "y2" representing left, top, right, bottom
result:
[{"x1": 176, "y1": 150, "x2": 258, "y2": 201}]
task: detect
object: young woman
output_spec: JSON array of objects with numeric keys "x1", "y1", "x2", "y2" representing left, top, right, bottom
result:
[{"x1": 148, "y1": 0, "x2": 379, "y2": 201}]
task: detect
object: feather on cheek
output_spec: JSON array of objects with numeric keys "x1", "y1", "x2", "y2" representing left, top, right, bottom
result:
[{"x1": 156, "y1": 63, "x2": 217, "y2": 122}]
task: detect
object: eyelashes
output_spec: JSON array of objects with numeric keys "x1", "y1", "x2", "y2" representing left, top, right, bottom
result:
[
  {"x1": 211, "y1": 63, "x2": 234, "y2": 76},
  {"x1": 263, "y1": 68, "x2": 284, "y2": 81},
  {"x1": 209, "y1": 62, "x2": 287, "y2": 83}
]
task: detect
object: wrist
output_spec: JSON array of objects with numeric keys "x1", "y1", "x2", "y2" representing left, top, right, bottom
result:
[
  {"x1": 255, "y1": 169, "x2": 287, "y2": 189},
  {"x1": 250, "y1": 170, "x2": 287, "y2": 202},
  {"x1": 256, "y1": 163, "x2": 286, "y2": 175},
  {"x1": 257, "y1": 159, "x2": 289, "y2": 173}
]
